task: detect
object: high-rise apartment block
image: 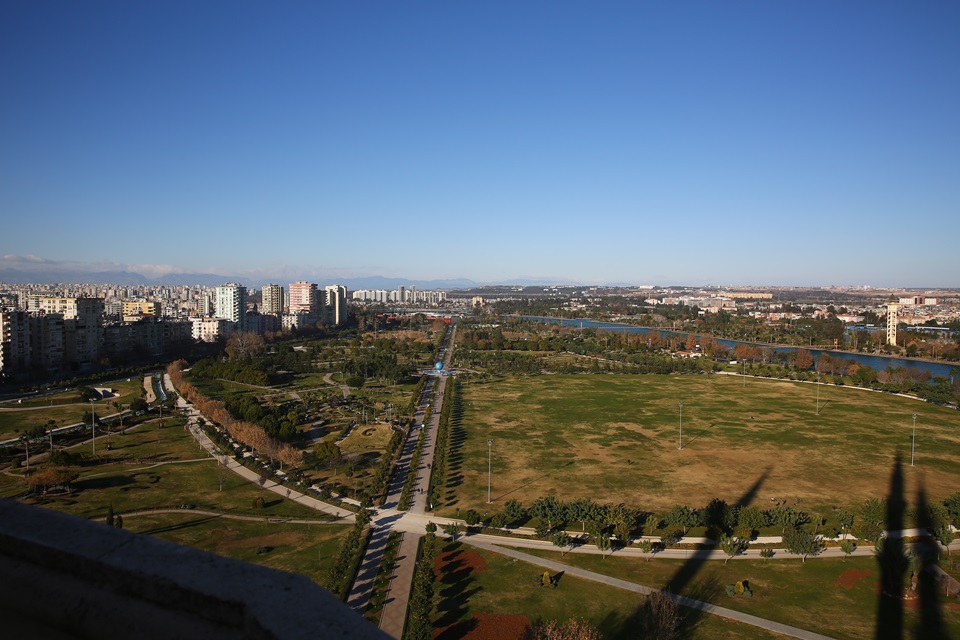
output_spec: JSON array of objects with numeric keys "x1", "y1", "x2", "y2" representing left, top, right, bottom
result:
[
  {"x1": 0, "y1": 311, "x2": 31, "y2": 377},
  {"x1": 288, "y1": 281, "x2": 317, "y2": 315},
  {"x1": 325, "y1": 285, "x2": 348, "y2": 326},
  {"x1": 215, "y1": 283, "x2": 247, "y2": 330},
  {"x1": 262, "y1": 284, "x2": 285, "y2": 315}
]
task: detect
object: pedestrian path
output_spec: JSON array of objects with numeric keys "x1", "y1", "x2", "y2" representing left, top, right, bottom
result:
[
  {"x1": 378, "y1": 532, "x2": 422, "y2": 639},
  {"x1": 346, "y1": 526, "x2": 392, "y2": 613}
]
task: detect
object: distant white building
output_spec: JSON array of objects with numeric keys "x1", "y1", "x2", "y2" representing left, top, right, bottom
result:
[{"x1": 215, "y1": 283, "x2": 247, "y2": 330}]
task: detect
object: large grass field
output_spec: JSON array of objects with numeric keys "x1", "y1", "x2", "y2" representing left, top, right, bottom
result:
[
  {"x1": 445, "y1": 373, "x2": 960, "y2": 517},
  {"x1": 125, "y1": 513, "x2": 351, "y2": 590},
  {"x1": 516, "y1": 546, "x2": 960, "y2": 640},
  {"x1": 433, "y1": 540, "x2": 784, "y2": 640}
]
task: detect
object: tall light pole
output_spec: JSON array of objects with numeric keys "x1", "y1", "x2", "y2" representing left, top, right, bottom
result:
[
  {"x1": 816, "y1": 373, "x2": 821, "y2": 415},
  {"x1": 487, "y1": 439, "x2": 493, "y2": 503},
  {"x1": 911, "y1": 413, "x2": 917, "y2": 467},
  {"x1": 678, "y1": 402, "x2": 683, "y2": 450},
  {"x1": 90, "y1": 399, "x2": 96, "y2": 455}
]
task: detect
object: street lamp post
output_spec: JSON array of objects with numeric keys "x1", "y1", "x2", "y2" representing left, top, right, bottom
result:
[
  {"x1": 90, "y1": 399, "x2": 96, "y2": 455},
  {"x1": 816, "y1": 374, "x2": 821, "y2": 415},
  {"x1": 678, "y1": 402, "x2": 683, "y2": 450},
  {"x1": 487, "y1": 439, "x2": 493, "y2": 503},
  {"x1": 911, "y1": 413, "x2": 917, "y2": 467}
]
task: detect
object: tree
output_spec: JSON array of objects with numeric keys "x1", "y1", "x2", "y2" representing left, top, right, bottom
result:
[
  {"x1": 78, "y1": 386, "x2": 100, "y2": 402},
  {"x1": 783, "y1": 527, "x2": 822, "y2": 563},
  {"x1": 666, "y1": 504, "x2": 698, "y2": 535},
  {"x1": 853, "y1": 498, "x2": 886, "y2": 543},
  {"x1": 552, "y1": 531, "x2": 572, "y2": 556},
  {"x1": 795, "y1": 348, "x2": 814, "y2": 370},
  {"x1": 443, "y1": 522, "x2": 462, "y2": 541},
  {"x1": 529, "y1": 496, "x2": 565, "y2": 530},
  {"x1": 837, "y1": 509, "x2": 854, "y2": 539},
  {"x1": 737, "y1": 505, "x2": 768, "y2": 539},
  {"x1": 314, "y1": 441, "x2": 342, "y2": 467},
  {"x1": 720, "y1": 536, "x2": 748, "y2": 564},
  {"x1": 503, "y1": 499, "x2": 525, "y2": 526},
  {"x1": 529, "y1": 618, "x2": 602, "y2": 640},
  {"x1": 945, "y1": 491, "x2": 960, "y2": 527},
  {"x1": 130, "y1": 397, "x2": 149, "y2": 414},
  {"x1": 840, "y1": 539, "x2": 856, "y2": 561},
  {"x1": 633, "y1": 590, "x2": 679, "y2": 640},
  {"x1": 595, "y1": 533, "x2": 611, "y2": 559},
  {"x1": 637, "y1": 539, "x2": 654, "y2": 561},
  {"x1": 759, "y1": 548, "x2": 774, "y2": 562},
  {"x1": 490, "y1": 512, "x2": 507, "y2": 530},
  {"x1": 225, "y1": 331, "x2": 265, "y2": 360},
  {"x1": 106, "y1": 504, "x2": 115, "y2": 527},
  {"x1": 18, "y1": 425, "x2": 47, "y2": 471},
  {"x1": 425, "y1": 521, "x2": 437, "y2": 534}
]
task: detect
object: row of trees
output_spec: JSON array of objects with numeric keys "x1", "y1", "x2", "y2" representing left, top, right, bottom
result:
[
  {"x1": 167, "y1": 361, "x2": 303, "y2": 468},
  {"x1": 428, "y1": 377, "x2": 459, "y2": 508},
  {"x1": 475, "y1": 493, "x2": 960, "y2": 548},
  {"x1": 326, "y1": 508, "x2": 372, "y2": 599}
]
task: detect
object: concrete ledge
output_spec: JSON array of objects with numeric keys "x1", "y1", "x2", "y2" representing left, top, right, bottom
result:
[{"x1": 0, "y1": 500, "x2": 387, "y2": 639}]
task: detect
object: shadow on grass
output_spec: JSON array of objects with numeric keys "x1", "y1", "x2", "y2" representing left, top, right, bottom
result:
[
  {"x1": 139, "y1": 514, "x2": 221, "y2": 535},
  {"x1": 677, "y1": 421, "x2": 717, "y2": 449},
  {"x1": 77, "y1": 475, "x2": 134, "y2": 490},
  {"x1": 492, "y1": 460, "x2": 577, "y2": 503},
  {"x1": 635, "y1": 468, "x2": 770, "y2": 639},
  {"x1": 433, "y1": 543, "x2": 481, "y2": 636}
]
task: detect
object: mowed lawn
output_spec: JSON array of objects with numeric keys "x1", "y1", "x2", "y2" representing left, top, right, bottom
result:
[
  {"x1": 448, "y1": 374, "x2": 960, "y2": 516},
  {"x1": 516, "y1": 548, "x2": 960, "y2": 640},
  {"x1": 433, "y1": 540, "x2": 785, "y2": 640},
  {"x1": 125, "y1": 513, "x2": 351, "y2": 591}
]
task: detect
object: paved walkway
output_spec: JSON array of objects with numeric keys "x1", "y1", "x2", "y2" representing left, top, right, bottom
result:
[
  {"x1": 462, "y1": 538, "x2": 838, "y2": 640},
  {"x1": 346, "y1": 526, "x2": 393, "y2": 613},
  {"x1": 143, "y1": 375, "x2": 156, "y2": 404},
  {"x1": 361, "y1": 323, "x2": 456, "y2": 637},
  {"x1": 378, "y1": 532, "x2": 422, "y2": 639}
]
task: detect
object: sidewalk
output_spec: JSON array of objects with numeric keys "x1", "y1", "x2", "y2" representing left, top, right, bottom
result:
[{"x1": 378, "y1": 532, "x2": 422, "y2": 639}]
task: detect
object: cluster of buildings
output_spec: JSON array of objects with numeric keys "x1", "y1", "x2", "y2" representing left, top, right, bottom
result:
[
  {"x1": 351, "y1": 285, "x2": 447, "y2": 306},
  {"x1": 0, "y1": 281, "x2": 349, "y2": 381}
]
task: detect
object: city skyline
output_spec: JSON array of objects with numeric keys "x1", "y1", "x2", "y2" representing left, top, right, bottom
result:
[{"x1": 3, "y1": 2, "x2": 959, "y2": 287}]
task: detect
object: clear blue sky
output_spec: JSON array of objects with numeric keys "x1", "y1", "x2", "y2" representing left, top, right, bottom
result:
[{"x1": 2, "y1": 1, "x2": 958, "y2": 286}]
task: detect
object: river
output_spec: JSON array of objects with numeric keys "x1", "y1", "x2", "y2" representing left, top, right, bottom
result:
[{"x1": 515, "y1": 316, "x2": 957, "y2": 380}]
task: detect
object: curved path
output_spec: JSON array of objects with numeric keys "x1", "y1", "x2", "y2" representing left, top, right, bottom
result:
[{"x1": 109, "y1": 507, "x2": 342, "y2": 526}]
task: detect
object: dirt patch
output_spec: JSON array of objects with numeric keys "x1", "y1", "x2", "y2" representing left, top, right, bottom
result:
[
  {"x1": 435, "y1": 613, "x2": 529, "y2": 640},
  {"x1": 834, "y1": 569, "x2": 874, "y2": 590},
  {"x1": 435, "y1": 549, "x2": 487, "y2": 580}
]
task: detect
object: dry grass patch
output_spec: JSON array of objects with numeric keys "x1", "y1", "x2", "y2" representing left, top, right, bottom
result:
[{"x1": 448, "y1": 374, "x2": 960, "y2": 516}]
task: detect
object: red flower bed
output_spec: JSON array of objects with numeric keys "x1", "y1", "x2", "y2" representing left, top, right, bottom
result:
[{"x1": 435, "y1": 613, "x2": 530, "y2": 640}]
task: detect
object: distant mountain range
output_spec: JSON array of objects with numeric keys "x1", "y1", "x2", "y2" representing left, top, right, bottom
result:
[{"x1": 0, "y1": 266, "x2": 581, "y2": 290}]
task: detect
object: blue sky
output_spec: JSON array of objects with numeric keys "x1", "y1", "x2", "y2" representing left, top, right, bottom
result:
[{"x1": 2, "y1": 1, "x2": 958, "y2": 286}]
